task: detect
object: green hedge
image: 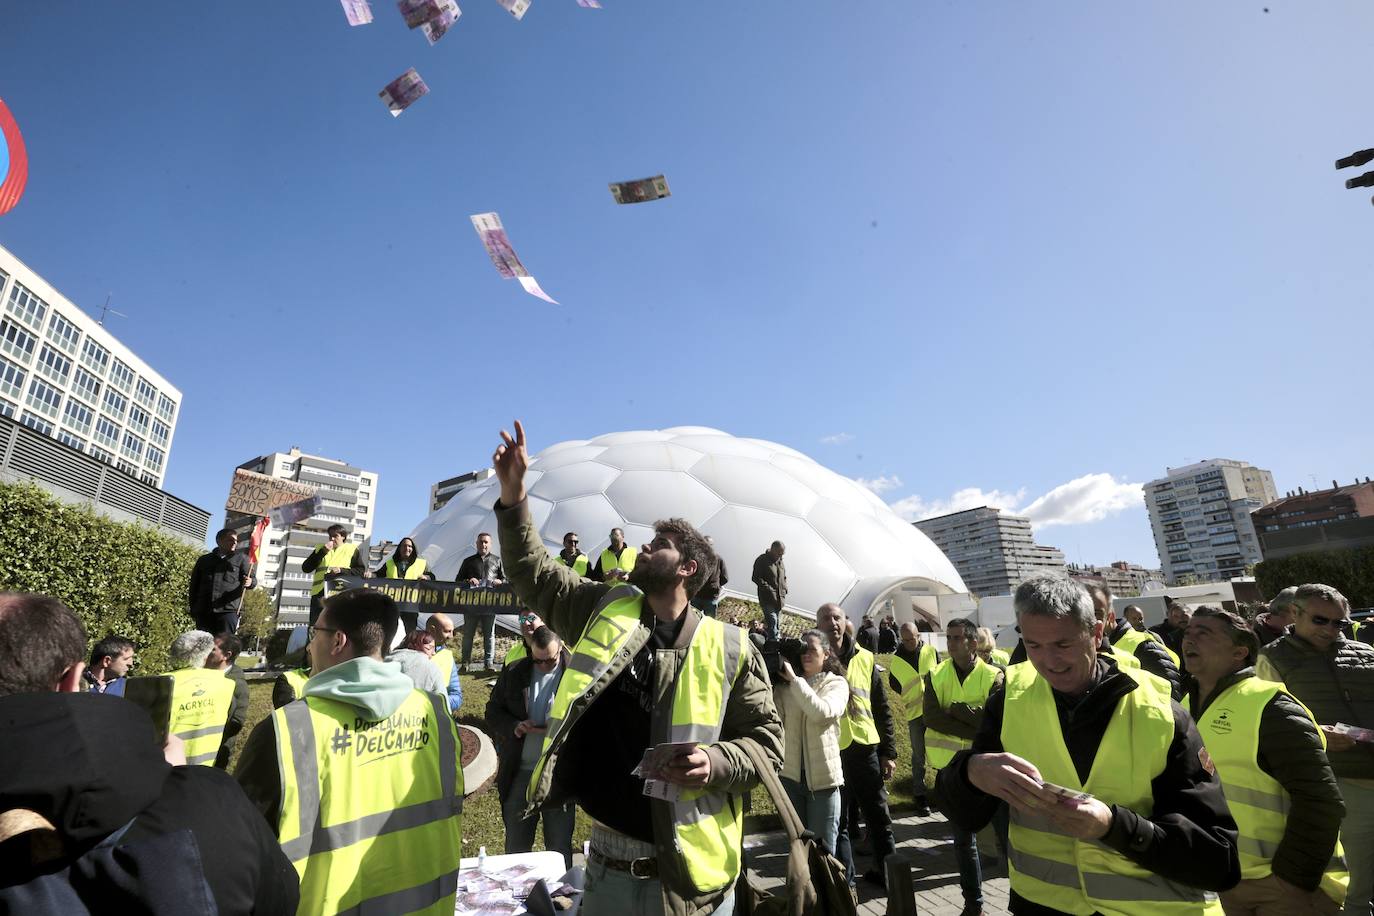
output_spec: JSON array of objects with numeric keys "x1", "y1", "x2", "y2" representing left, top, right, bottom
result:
[
  {"x1": 1255, "y1": 545, "x2": 1374, "y2": 610},
  {"x1": 0, "y1": 480, "x2": 200, "y2": 673}
]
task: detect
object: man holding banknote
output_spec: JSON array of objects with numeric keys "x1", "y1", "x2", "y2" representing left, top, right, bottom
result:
[
  {"x1": 937, "y1": 574, "x2": 1239, "y2": 915},
  {"x1": 490, "y1": 420, "x2": 782, "y2": 916}
]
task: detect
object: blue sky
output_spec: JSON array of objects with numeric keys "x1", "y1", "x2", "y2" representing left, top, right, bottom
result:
[{"x1": 2, "y1": 1, "x2": 1371, "y2": 567}]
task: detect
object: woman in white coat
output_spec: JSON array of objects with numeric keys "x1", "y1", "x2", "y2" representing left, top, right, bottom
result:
[{"x1": 775, "y1": 627, "x2": 850, "y2": 854}]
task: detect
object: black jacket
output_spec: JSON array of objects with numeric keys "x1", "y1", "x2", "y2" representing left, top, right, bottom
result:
[
  {"x1": 922, "y1": 660, "x2": 1005, "y2": 741},
  {"x1": 1150, "y1": 620, "x2": 1187, "y2": 670},
  {"x1": 936, "y1": 657, "x2": 1239, "y2": 913},
  {"x1": 877, "y1": 624, "x2": 898, "y2": 654},
  {"x1": 214, "y1": 665, "x2": 251, "y2": 769},
  {"x1": 887, "y1": 641, "x2": 940, "y2": 696},
  {"x1": 457, "y1": 552, "x2": 505, "y2": 585},
  {"x1": 485, "y1": 651, "x2": 571, "y2": 802},
  {"x1": 1188, "y1": 668, "x2": 1345, "y2": 892},
  {"x1": 856, "y1": 621, "x2": 879, "y2": 652},
  {"x1": 694, "y1": 556, "x2": 729, "y2": 602},
  {"x1": 0, "y1": 692, "x2": 298, "y2": 915},
  {"x1": 834, "y1": 634, "x2": 896, "y2": 761},
  {"x1": 1259, "y1": 633, "x2": 1374, "y2": 779},
  {"x1": 188, "y1": 549, "x2": 254, "y2": 618},
  {"x1": 1109, "y1": 620, "x2": 1183, "y2": 700}
]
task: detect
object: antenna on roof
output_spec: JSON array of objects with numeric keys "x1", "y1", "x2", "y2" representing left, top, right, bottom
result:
[{"x1": 97, "y1": 293, "x2": 127, "y2": 326}]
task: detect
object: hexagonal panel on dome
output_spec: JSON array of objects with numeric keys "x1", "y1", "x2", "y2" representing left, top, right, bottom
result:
[
  {"x1": 529, "y1": 461, "x2": 620, "y2": 502},
  {"x1": 544, "y1": 494, "x2": 625, "y2": 549},
  {"x1": 662, "y1": 426, "x2": 726, "y2": 437},
  {"x1": 700, "y1": 505, "x2": 856, "y2": 611},
  {"x1": 595, "y1": 441, "x2": 704, "y2": 472},
  {"x1": 589, "y1": 430, "x2": 676, "y2": 447},
  {"x1": 529, "y1": 445, "x2": 609, "y2": 472},
  {"x1": 606, "y1": 470, "x2": 726, "y2": 526},
  {"x1": 806, "y1": 499, "x2": 912, "y2": 578},
  {"x1": 690, "y1": 454, "x2": 819, "y2": 516},
  {"x1": 741, "y1": 438, "x2": 808, "y2": 461},
  {"x1": 770, "y1": 453, "x2": 874, "y2": 508},
  {"x1": 536, "y1": 438, "x2": 591, "y2": 455},
  {"x1": 671, "y1": 435, "x2": 775, "y2": 460}
]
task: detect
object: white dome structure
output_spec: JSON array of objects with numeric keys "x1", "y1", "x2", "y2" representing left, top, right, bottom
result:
[{"x1": 407, "y1": 427, "x2": 967, "y2": 624}]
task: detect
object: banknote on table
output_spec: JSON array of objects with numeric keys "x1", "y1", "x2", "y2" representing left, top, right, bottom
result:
[
  {"x1": 496, "y1": 0, "x2": 530, "y2": 20},
  {"x1": 469, "y1": 212, "x2": 529, "y2": 279},
  {"x1": 518, "y1": 275, "x2": 559, "y2": 305},
  {"x1": 609, "y1": 174, "x2": 671, "y2": 204},
  {"x1": 379, "y1": 68, "x2": 429, "y2": 117},
  {"x1": 576, "y1": 0, "x2": 601, "y2": 7},
  {"x1": 421, "y1": 1, "x2": 460, "y2": 44},
  {"x1": 340, "y1": 0, "x2": 374, "y2": 25}
]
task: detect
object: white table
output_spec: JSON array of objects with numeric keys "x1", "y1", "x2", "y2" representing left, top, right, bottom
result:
[{"x1": 455, "y1": 850, "x2": 571, "y2": 915}]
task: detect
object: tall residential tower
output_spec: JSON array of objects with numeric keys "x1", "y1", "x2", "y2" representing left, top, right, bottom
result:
[{"x1": 1143, "y1": 459, "x2": 1276, "y2": 585}]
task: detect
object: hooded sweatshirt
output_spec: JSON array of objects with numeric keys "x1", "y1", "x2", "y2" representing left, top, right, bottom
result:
[
  {"x1": 0, "y1": 691, "x2": 298, "y2": 914},
  {"x1": 235, "y1": 656, "x2": 420, "y2": 827}
]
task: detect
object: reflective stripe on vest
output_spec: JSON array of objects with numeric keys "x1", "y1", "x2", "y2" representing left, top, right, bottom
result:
[
  {"x1": 311, "y1": 543, "x2": 359, "y2": 596},
  {"x1": 383, "y1": 557, "x2": 427, "y2": 580},
  {"x1": 1001, "y1": 662, "x2": 1221, "y2": 914},
  {"x1": 1116, "y1": 626, "x2": 1180, "y2": 668},
  {"x1": 599, "y1": 546, "x2": 636, "y2": 577},
  {"x1": 167, "y1": 668, "x2": 236, "y2": 766},
  {"x1": 889, "y1": 643, "x2": 938, "y2": 722},
  {"x1": 839, "y1": 647, "x2": 879, "y2": 749},
  {"x1": 924, "y1": 658, "x2": 996, "y2": 771},
  {"x1": 274, "y1": 689, "x2": 463, "y2": 915},
  {"x1": 431, "y1": 648, "x2": 456, "y2": 688},
  {"x1": 1196, "y1": 676, "x2": 1348, "y2": 906},
  {"x1": 528, "y1": 586, "x2": 748, "y2": 894}
]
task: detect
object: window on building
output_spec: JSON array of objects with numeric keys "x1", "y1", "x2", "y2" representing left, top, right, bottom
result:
[
  {"x1": 134, "y1": 377, "x2": 157, "y2": 407},
  {"x1": 116, "y1": 458, "x2": 140, "y2": 476},
  {"x1": 362, "y1": 476, "x2": 372, "y2": 486},
  {"x1": 93, "y1": 417, "x2": 120, "y2": 450},
  {"x1": 87, "y1": 443, "x2": 114, "y2": 463},
  {"x1": 0, "y1": 356, "x2": 25, "y2": 401},
  {"x1": 72, "y1": 366, "x2": 101, "y2": 403},
  {"x1": 25, "y1": 379, "x2": 63, "y2": 418},
  {"x1": 139, "y1": 471, "x2": 159, "y2": 486},
  {"x1": 102, "y1": 388, "x2": 127, "y2": 419},
  {"x1": 6, "y1": 282, "x2": 48, "y2": 330},
  {"x1": 35, "y1": 345, "x2": 72, "y2": 385},
  {"x1": 120, "y1": 431, "x2": 144, "y2": 460},
  {"x1": 0, "y1": 319, "x2": 36, "y2": 364},
  {"x1": 45, "y1": 311, "x2": 81, "y2": 354},
  {"x1": 56, "y1": 430, "x2": 86, "y2": 451},
  {"x1": 155, "y1": 392, "x2": 176, "y2": 422},
  {"x1": 0, "y1": 399, "x2": 17, "y2": 418},
  {"x1": 149, "y1": 419, "x2": 170, "y2": 447},
  {"x1": 109, "y1": 358, "x2": 134, "y2": 393},
  {"x1": 127, "y1": 404, "x2": 150, "y2": 433},
  {"x1": 80, "y1": 338, "x2": 110, "y2": 374},
  {"x1": 19, "y1": 412, "x2": 54, "y2": 435},
  {"x1": 145, "y1": 446, "x2": 165, "y2": 472},
  {"x1": 62, "y1": 398, "x2": 94, "y2": 435},
  {"x1": 357, "y1": 505, "x2": 368, "y2": 514}
]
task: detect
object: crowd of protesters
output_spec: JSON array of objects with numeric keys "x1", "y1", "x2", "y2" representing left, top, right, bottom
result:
[{"x1": 2, "y1": 424, "x2": 1372, "y2": 915}]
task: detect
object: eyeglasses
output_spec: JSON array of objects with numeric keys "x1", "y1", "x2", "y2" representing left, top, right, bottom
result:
[
  {"x1": 532, "y1": 656, "x2": 560, "y2": 668},
  {"x1": 1308, "y1": 614, "x2": 1350, "y2": 630},
  {"x1": 308, "y1": 625, "x2": 339, "y2": 640}
]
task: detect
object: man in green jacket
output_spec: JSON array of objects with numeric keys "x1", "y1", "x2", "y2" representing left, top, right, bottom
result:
[{"x1": 492, "y1": 420, "x2": 783, "y2": 916}]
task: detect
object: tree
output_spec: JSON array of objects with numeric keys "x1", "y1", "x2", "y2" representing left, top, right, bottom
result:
[{"x1": 236, "y1": 587, "x2": 276, "y2": 650}]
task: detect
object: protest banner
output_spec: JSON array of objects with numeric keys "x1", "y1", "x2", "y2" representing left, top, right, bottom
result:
[
  {"x1": 323, "y1": 575, "x2": 520, "y2": 616},
  {"x1": 225, "y1": 469, "x2": 318, "y2": 517}
]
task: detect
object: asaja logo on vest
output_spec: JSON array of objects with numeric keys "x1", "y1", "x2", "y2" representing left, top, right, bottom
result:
[{"x1": 1209, "y1": 709, "x2": 1233, "y2": 735}]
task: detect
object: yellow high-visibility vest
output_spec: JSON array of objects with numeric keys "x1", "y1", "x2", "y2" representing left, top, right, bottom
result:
[
  {"x1": 1117, "y1": 626, "x2": 1180, "y2": 668},
  {"x1": 888, "y1": 643, "x2": 939, "y2": 722},
  {"x1": 310, "y1": 542, "x2": 359, "y2": 596},
  {"x1": 1002, "y1": 663, "x2": 1222, "y2": 914},
  {"x1": 838, "y1": 646, "x2": 880, "y2": 749},
  {"x1": 279, "y1": 668, "x2": 310, "y2": 706},
  {"x1": 504, "y1": 640, "x2": 528, "y2": 666},
  {"x1": 554, "y1": 550, "x2": 589, "y2": 577},
  {"x1": 431, "y1": 647, "x2": 457, "y2": 689},
  {"x1": 383, "y1": 557, "x2": 427, "y2": 579},
  {"x1": 599, "y1": 546, "x2": 637, "y2": 578},
  {"x1": 1195, "y1": 676, "x2": 1348, "y2": 907},
  {"x1": 989, "y1": 648, "x2": 1011, "y2": 667},
  {"x1": 272, "y1": 688, "x2": 463, "y2": 915},
  {"x1": 1106, "y1": 644, "x2": 1141, "y2": 670},
  {"x1": 528, "y1": 587, "x2": 748, "y2": 894},
  {"x1": 924, "y1": 658, "x2": 997, "y2": 771},
  {"x1": 167, "y1": 668, "x2": 237, "y2": 767}
]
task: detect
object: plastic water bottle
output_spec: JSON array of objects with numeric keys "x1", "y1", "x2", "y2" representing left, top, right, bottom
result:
[{"x1": 477, "y1": 846, "x2": 487, "y2": 872}]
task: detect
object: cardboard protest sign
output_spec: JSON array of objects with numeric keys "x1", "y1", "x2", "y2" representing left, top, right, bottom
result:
[{"x1": 225, "y1": 469, "x2": 318, "y2": 517}]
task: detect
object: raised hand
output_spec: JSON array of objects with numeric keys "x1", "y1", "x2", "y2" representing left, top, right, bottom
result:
[{"x1": 493, "y1": 419, "x2": 529, "y2": 506}]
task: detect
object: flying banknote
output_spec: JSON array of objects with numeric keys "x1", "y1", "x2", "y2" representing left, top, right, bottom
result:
[{"x1": 609, "y1": 174, "x2": 670, "y2": 204}]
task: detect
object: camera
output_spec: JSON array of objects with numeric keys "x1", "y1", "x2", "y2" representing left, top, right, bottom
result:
[{"x1": 762, "y1": 637, "x2": 804, "y2": 687}]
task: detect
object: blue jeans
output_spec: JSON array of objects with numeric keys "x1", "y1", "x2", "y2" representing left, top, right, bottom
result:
[
  {"x1": 761, "y1": 602, "x2": 781, "y2": 642},
  {"x1": 582, "y1": 858, "x2": 736, "y2": 916},
  {"x1": 501, "y1": 768, "x2": 576, "y2": 870},
  {"x1": 461, "y1": 613, "x2": 496, "y2": 668},
  {"x1": 781, "y1": 776, "x2": 840, "y2": 855},
  {"x1": 948, "y1": 814, "x2": 983, "y2": 907},
  {"x1": 907, "y1": 718, "x2": 927, "y2": 799}
]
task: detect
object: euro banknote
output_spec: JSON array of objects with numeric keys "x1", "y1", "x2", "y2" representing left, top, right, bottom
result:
[{"x1": 609, "y1": 174, "x2": 670, "y2": 204}]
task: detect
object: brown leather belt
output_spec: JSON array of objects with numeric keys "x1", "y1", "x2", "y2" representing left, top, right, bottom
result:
[{"x1": 588, "y1": 847, "x2": 658, "y2": 878}]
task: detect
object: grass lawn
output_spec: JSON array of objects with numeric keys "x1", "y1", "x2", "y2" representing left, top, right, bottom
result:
[{"x1": 232, "y1": 647, "x2": 925, "y2": 857}]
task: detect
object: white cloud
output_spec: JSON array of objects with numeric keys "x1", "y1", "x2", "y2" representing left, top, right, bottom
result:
[
  {"x1": 888, "y1": 486, "x2": 1027, "y2": 522},
  {"x1": 1020, "y1": 473, "x2": 1144, "y2": 528},
  {"x1": 819, "y1": 432, "x2": 854, "y2": 445},
  {"x1": 887, "y1": 472, "x2": 1143, "y2": 529},
  {"x1": 855, "y1": 474, "x2": 903, "y2": 495}
]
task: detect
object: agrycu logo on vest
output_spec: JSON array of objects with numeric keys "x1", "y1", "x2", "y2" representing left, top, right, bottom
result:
[
  {"x1": 0, "y1": 99, "x2": 28, "y2": 216},
  {"x1": 1209, "y1": 709, "x2": 1233, "y2": 735}
]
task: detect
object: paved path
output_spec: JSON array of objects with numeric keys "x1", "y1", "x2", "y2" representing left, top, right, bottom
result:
[{"x1": 743, "y1": 809, "x2": 1011, "y2": 915}]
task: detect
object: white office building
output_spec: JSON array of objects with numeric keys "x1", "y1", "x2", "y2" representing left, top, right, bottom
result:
[
  {"x1": 914, "y1": 506, "x2": 1067, "y2": 598},
  {"x1": 0, "y1": 244, "x2": 181, "y2": 487},
  {"x1": 225, "y1": 448, "x2": 380, "y2": 628},
  {"x1": 1144, "y1": 459, "x2": 1277, "y2": 585}
]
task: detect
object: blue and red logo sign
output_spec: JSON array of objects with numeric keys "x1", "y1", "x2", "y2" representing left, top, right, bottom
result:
[{"x1": 0, "y1": 99, "x2": 29, "y2": 216}]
